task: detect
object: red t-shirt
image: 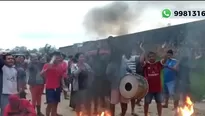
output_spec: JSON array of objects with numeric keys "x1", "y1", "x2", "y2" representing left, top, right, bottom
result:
[
  {"x1": 42, "y1": 63, "x2": 64, "y2": 89},
  {"x1": 61, "y1": 61, "x2": 68, "y2": 78},
  {"x1": 4, "y1": 99, "x2": 36, "y2": 116},
  {"x1": 143, "y1": 61, "x2": 163, "y2": 93}
]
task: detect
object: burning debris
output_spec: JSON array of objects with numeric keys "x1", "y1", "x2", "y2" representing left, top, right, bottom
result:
[
  {"x1": 176, "y1": 96, "x2": 194, "y2": 116},
  {"x1": 96, "y1": 111, "x2": 111, "y2": 116},
  {"x1": 79, "y1": 110, "x2": 111, "y2": 116},
  {"x1": 76, "y1": 99, "x2": 112, "y2": 116}
]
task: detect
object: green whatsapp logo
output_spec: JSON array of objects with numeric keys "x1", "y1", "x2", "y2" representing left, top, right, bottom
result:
[{"x1": 162, "y1": 9, "x2": 171, "y2": 18}]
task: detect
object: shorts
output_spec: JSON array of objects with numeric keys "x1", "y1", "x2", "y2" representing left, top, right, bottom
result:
[
  {"x1": 144, "y1": 92, "x2": 163, "y2": 104},
  {"x1": 164, "y1": 81, "x2": 175, "y2": 96},
  {"x1": 46, "y1": 87, "x2": 61, "y2": 103}
]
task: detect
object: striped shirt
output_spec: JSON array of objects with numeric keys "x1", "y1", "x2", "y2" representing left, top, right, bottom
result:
[{"x1": 123, "y1": 55, "x2": 139, "y2": 74}]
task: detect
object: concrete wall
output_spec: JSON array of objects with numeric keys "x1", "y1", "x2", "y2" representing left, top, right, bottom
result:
[{"x1": 59, "y1": 20, "x2": 205, "y2": 56}]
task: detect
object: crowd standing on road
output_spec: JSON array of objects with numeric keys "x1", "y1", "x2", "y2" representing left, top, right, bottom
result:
[{"x1": 0, "y1": 42, "x2": 192, "y2": 116}]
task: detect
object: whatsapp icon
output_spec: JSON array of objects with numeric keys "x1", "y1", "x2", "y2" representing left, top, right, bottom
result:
[{"x1": 162, "y1": 9, "x2": 171, "y2": 18}]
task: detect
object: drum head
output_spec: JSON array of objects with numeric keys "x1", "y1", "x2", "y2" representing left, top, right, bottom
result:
[{"x1": 119, "y1": 75, "x2": 139, "y2": 99}]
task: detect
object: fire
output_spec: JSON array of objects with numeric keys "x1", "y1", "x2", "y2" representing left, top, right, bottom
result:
[
  {"x1": 97, "y1": 111, "x2": 104, "y2": 116},
  {"x1": 79, "y1": 111, "x2": 111, "y2": 116},
  {"x1": 177, "y1": 96, "x2": 194, "y2": 116},
  {"x1": 97, "y1": 111, "x2": 111, "y2": 116},
  {"x1": 79, "y1": 112, "x2": 84, "y2": 116}
]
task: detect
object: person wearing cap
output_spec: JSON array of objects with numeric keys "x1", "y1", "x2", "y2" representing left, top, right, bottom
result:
[
  {"x1": 28, "y1": 54, "x2": 44, "y2": 116},
  {"x1": 162, "y1": 49, "x2": 179, "y2": 109},
  {"x1": 40, "y1": 51, "x2": 64, "y2": 116},
  {"x1": 4, "y1": 94, "x2": 36, "y2": 116}
]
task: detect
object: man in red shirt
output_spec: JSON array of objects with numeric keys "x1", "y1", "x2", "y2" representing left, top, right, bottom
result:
[
  {"x1": 140, "y1": 49, "x2": 166, "y2": 116},
  {"x1": 4, "y1": 94, "x2": 36, "y2": 116},
  {"x1": 41, "y1": 52, "x2": 64, "y2": 116}
]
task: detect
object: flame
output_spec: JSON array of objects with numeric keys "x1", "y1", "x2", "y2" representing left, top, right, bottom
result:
[
  {"x1": 79, "y1": 110, "x2": 111, "y2": 116},
  {"x1": 177, "y1": 96, "x2": 194, "y2": 116},
  {"x1": 97, "y1": 111, "x2": 111, "y2": 116},
  {"x1": 79, "y1": 112, "x2": 83, "y2": 116},
  {"x1": 97, "y1": 112, "x2": 104, "y2": 116}
]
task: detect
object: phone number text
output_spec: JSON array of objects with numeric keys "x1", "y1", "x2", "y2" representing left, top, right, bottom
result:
[{"x1": 173, "y1": 10, "x2": 205, "y2": 17}]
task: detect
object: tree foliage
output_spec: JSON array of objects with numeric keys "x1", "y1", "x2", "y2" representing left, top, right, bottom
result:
[
  {"x1": 38, "y1": 44, "x2": 57, "y2": 56},
  {"x1": 8, "y1": 44, "x2": 57, "y2": 56}
]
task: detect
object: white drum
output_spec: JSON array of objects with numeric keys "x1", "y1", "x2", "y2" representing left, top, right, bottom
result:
[{"x1": 119, "y1": 74, "x2": 148, "y2": 99}]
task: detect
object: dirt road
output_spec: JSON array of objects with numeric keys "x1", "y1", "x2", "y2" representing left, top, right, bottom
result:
[{"x1": 29, "y1": 93, "x2": 205, "y2": 116}]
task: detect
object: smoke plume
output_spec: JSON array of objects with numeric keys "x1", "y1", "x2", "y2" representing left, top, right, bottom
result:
[
  {"x1": 83, "y1": 2, "x2": 142, "y2": 37},
  {"x1": 83, "y1": 1, "x2": 203, "y2": 37}
]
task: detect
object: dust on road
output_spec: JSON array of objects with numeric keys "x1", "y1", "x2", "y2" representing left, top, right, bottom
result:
[{"x1": 27, "y1": 93, "x2": 205, "y2": 116}]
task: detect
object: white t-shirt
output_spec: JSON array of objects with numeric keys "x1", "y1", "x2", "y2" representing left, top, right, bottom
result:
[
  {"x1": 122, "y1": 55, "x2": 139, "y2": 74},
  {"x1": 2, "y1": 65, "x2": 18, "y2": 94}
]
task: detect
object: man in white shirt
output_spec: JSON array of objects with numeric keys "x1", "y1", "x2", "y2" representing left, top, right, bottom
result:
[
  {"x1": 122, "y1": 52, "x2": 141, "y2": 116},
  {"x1": 0, "y1": 53, "x2": 21, "y2": 116}
]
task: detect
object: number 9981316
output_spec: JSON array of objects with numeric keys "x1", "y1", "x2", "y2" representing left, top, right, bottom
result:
[{"x1": 174, "y1": 10, "x2": 205, "y2": 18}]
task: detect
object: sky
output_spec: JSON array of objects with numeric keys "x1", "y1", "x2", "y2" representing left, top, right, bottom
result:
[{"x1": 0, "y1": 1, "x2": 204, "y2": 50}]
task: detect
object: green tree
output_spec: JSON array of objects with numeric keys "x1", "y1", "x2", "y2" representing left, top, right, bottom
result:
[
  {"x1": 29, "y1": 48, "x2": 38, "y2": 53},
  {"x1": 38, "y1": 44, "x2": 57, "y2": 56},
  {"x1": 11, "y1": 46, "x2": 27, "y2": 53}
]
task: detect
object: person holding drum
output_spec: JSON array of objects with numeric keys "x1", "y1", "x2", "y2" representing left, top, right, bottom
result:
[
  {"x1": 106, "y1": 52, "x2": 131, "y2": 116},
  {"x1": 139, "y1": 43, "x2": 167, "y2": 116},
  {"x1": 122, "y1": 52, "x2": 140, "y2": 116},
  {"x1": 106, "y1": 36, "x2": 138, "y2": 116}
]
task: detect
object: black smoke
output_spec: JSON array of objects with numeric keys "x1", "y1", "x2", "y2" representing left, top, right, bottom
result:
[
  {"x1": 83, "y1": 2, "x2": 142, "y2": 37},
  {"x1": 83, "y1": 1, "x2": 203, "y2": 37}
]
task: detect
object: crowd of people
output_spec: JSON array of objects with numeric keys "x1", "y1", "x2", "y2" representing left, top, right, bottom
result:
[{"x1": 0, "y1": 41, "x2": 191, "y2": 116}]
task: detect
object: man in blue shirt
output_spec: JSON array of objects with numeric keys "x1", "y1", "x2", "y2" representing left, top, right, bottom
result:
[{"x1": 163, "y1": 49, "x2": 179, "y2": 109}]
